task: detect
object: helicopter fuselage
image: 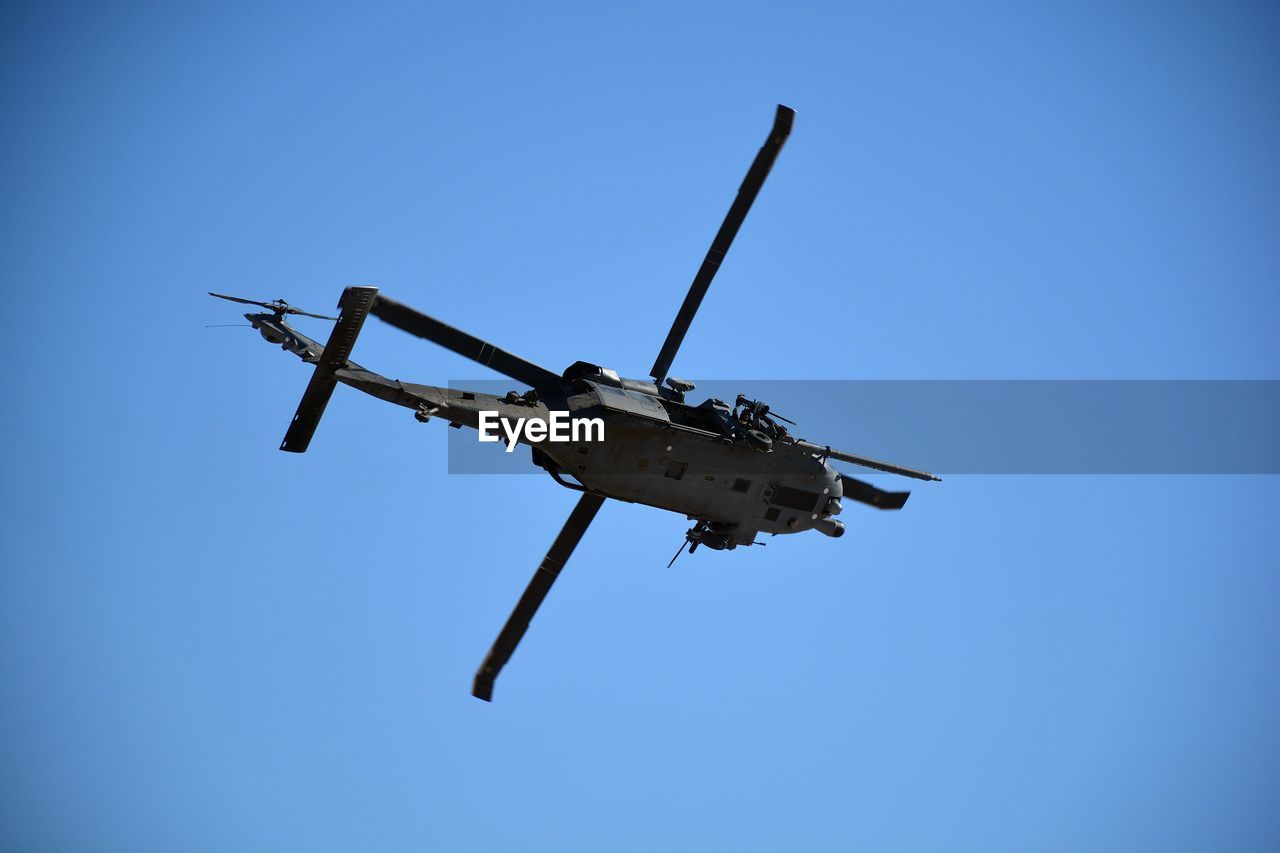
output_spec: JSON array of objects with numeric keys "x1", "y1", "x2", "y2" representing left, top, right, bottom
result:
[
  {"x1": 249, "y1": 311, "x2": 844, "y2": 549},
  {"x1": 216, "y1": 104, "x2": 941, "y2": 701}
]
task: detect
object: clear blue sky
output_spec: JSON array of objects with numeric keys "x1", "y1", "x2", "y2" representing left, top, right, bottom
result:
[{"x1": 2, "y1": 2, "x2": 1278, "y2": 849}]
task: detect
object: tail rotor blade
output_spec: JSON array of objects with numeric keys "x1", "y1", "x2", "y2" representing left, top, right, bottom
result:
[
  {"x1": 473, "y1": 492, "x2": 606, "y2": 702},
  {"x1": 209, "y1": 291, "x2": 271, "y2": 309},
  {"x1": 208, "y1": 291, "x2": 338, "y2": 321},
  {"x1": 290, "y1": 308, "x2": 342, "y2": 321},
  {"x1": 650, "y1": 105, "x2": 795, "y2": 386}
]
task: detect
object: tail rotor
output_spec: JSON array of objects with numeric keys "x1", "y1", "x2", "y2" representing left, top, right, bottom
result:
[{"x1": 208, "y1": 291, "x2": 339, "y2": 321}]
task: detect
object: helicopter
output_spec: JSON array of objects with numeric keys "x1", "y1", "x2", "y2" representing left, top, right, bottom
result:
[{"x1": 213, "y1": 104, "x2": 938, "y2": 701}]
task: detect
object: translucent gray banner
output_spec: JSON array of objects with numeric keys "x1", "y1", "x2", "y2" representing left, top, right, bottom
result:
[{"x1": 444, "y1": 380, "x2": 1280, "y2": 475}]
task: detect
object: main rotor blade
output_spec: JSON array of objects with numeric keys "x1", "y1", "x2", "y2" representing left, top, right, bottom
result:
[
  {"x1": 473, "y1": 492, "x2": 606, "y2": 702},
  {"x1": 795, "y1": 439, "x2": 941, "y2": 482},
  {"x1": 649, "y1": 104, "x2": 795, "y2": 386},
  {"x1": 370, "y1": 294, "x2": 561, "y2": 390},
  {"x1": 839, "y1": 474, "x2": 910, "y2": 510}
]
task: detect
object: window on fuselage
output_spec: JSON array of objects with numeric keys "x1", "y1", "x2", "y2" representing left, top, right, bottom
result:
[
  {"x1": 656, "y1": 399, "x2": 724, "y2": 435},
  {"x1": 771, "y1": 485, "x2": 821, "y2": 513}
]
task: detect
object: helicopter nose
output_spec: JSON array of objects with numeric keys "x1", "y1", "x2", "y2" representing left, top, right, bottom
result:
[{"x1": 826, "y1": 470, "x2": 844, "y2": 501}]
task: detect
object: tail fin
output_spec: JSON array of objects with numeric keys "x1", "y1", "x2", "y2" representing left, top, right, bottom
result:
[{"x1": 280, "y1": 286, "x2": 379, "y2": 453}]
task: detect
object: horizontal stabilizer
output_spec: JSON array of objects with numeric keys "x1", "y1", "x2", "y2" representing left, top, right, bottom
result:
[
  {"x1": 280, "y1": 286, "x2": 379, "y2": 453},
  {"x1": 839, "y1": 475, "x2": 910, "y2": 510}
]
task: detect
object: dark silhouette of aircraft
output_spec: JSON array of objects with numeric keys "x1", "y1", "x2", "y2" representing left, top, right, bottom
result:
[{"x1": 213, "y1": 105, "x2": 937, "y2": 700}]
